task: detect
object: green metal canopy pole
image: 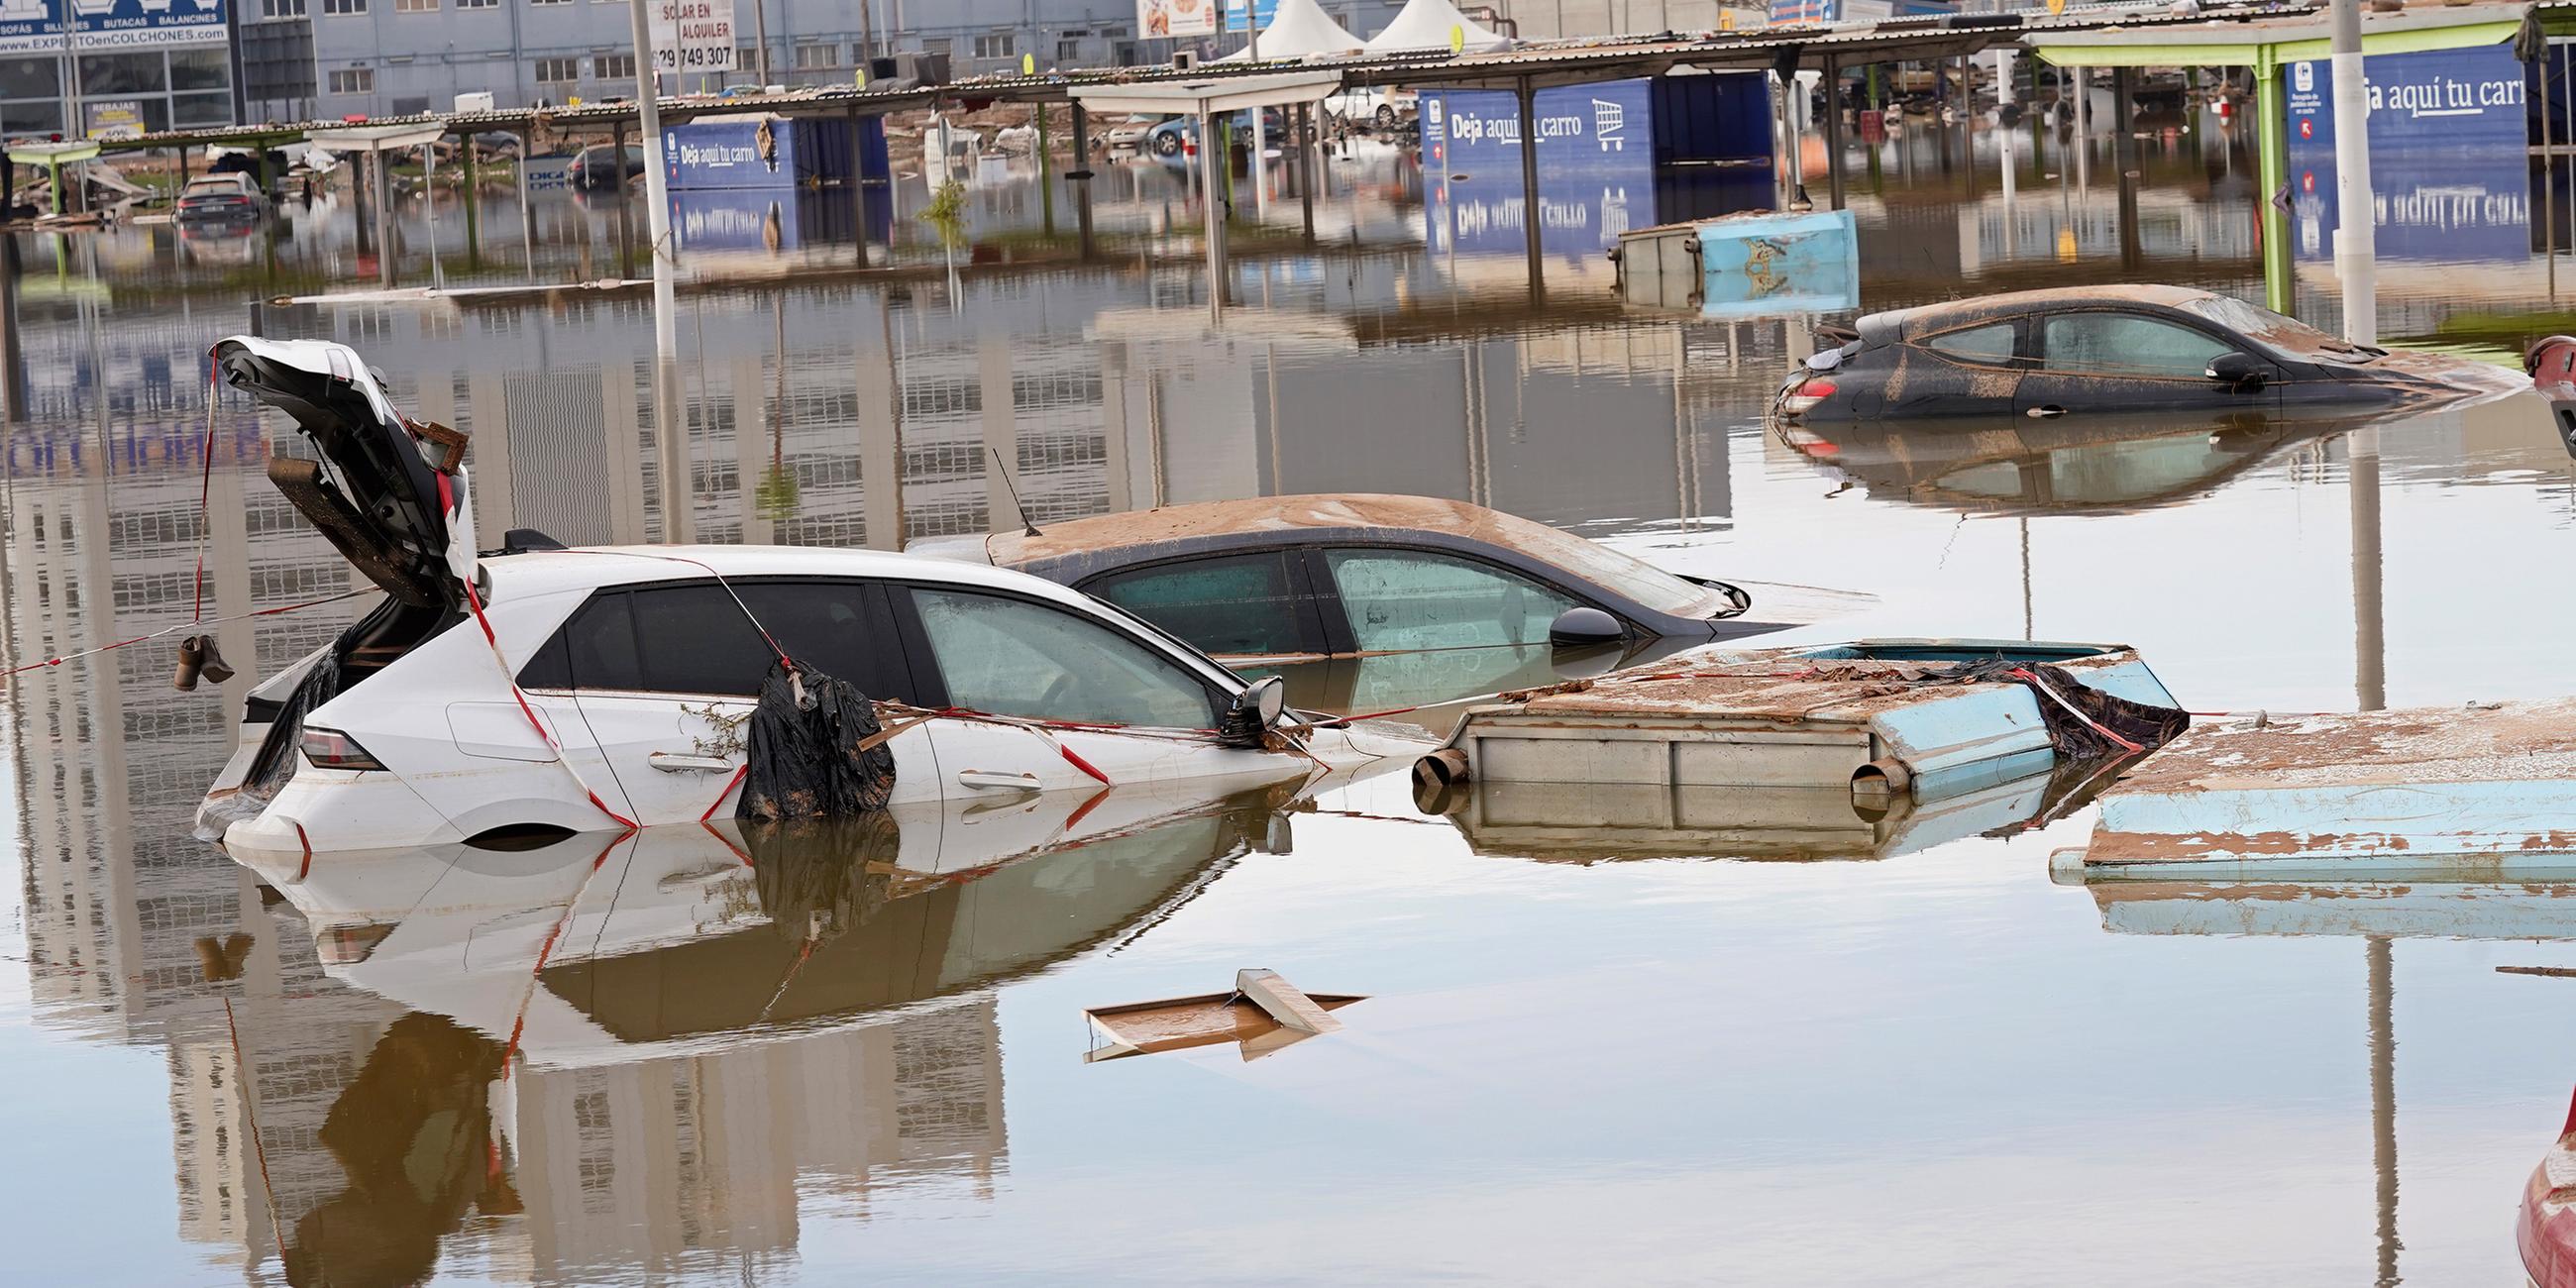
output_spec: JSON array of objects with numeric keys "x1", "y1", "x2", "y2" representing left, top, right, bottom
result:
[
  {"x1": 2255, "y1": 62, "x2": 2293, "y2": 314},
  {"x1": 1516, "y1": 75, "x2": 1543, "y2": 297},
  {"x1": 1038, "y1": 101, "x2": 1055, "y2": 239}
]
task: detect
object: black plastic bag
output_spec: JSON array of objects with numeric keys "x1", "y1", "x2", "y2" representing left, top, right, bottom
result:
[{"x1": 737, "y1": 662, "x2": 898, "y2": 821}]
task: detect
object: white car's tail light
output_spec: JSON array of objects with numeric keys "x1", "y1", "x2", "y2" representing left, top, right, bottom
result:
[
  {"x1": 300, "y1": 727, "x2": 387, "y2": 771},
  {"x1": 1777, "y1": 378, "x2": 1839, "y2": 417}
]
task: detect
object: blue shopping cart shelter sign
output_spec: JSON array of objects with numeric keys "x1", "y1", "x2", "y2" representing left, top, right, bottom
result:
[{"x1": 2284, "y1": 44, "x2": 2527, "y2": 154}]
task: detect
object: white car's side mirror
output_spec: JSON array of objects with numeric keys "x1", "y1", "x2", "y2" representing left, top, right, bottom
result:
[{"x1": 1219, "y1": 674, "x2": 1288, "y2": 747}]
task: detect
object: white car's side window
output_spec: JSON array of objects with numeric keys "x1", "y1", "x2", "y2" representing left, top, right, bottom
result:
[{"x1": 912, "y1": 588, "x2": 1217, "y2": 729}]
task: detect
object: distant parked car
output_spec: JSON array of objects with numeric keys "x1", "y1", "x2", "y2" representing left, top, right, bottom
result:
[
  {"x1": 1145, "y1": 107, "x2": 1288, "y2": 159},
  {"x1": 565, "y1": 144, "x2": 646, "y2": 190},
  {"x1": 173, "y1": 173, "x2": 268, "y2": 224},
  {"x1": 1098, "y1": 113, "x2": 1162, "y2": 152},
  {"x1": 915, "y1": 494, "x2": 1870, "y2": 714},
  {"x1": 1322, "y1": 86, "x2": 1413, "y2": 127},
  {"x1": 1775, "y1": 285, "x2": 2526, "y2": 423}
]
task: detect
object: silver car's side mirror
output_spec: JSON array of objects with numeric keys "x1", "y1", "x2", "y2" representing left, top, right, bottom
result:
[{"x1": 1218, "y1": 674, "x2": 1288, "y2": 747}]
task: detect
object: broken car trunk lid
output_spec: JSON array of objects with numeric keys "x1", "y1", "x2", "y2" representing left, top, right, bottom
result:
[{"x1": 214, "y1": 335, "x2": 475, "y2": 608}]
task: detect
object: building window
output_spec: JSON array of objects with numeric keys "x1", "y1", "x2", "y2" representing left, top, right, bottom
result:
[
  {"x1": 393, "y1": 0, "x2": 434, "y2": 12},
  {"x1": 595, "y1": 53, "x2": 634, "y2": 80},
  {"x1": 327, "y1": 68, "x2": 373, "y2": 94},
  {"x1": 534, "y1": 56, "x2": 580, "y2": 84},
  {"x1": 794, "y1": 42, "x2": 836, "y2": 69},
  {"x1": 260, "y1": 0, "x2": 307, "y2": 16},
  {"x1": 457, "y1": 0, "x2": 496, "y2": 10},
  {"x1": 528, "y1": 0, "x2": 568, "y2": 7},
  {"x1": 972, "y1": 33, "x2": 1013, "y2": 60},
  {"x1": 1056, "y1": 39, "x2": 1079, "y2": 62},
  {"x1": 320, "y1": 0, "x2": 364, "y2": 14}
]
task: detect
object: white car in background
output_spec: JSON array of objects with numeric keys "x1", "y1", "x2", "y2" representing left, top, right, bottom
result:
[
  {"x1": 1323, "y1": 86, "x2": 1414, "y2": 128},
  {"x1": 198, "y1": 336, "x2": 1425, "y2": 859}
]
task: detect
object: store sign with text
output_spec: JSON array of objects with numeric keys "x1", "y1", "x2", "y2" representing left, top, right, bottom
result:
[
  {"x1": 649, "y1": 0, "x2": 735, "y2": 74},
  {"x1": 1135, "y1": 0, "x2": 1216, "y2": 39},
  {"x1": 0, "y1": 0, "x2": 228, "y2": 54}
]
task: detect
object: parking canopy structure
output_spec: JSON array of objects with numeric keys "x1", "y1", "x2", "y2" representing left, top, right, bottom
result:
[
  {"x1": 310, "y1": 123, "x2": 456, "y2": 288},
  {"x1": 2023, "y1": 1, "x2": 2529, "y2": 314},
  {"x1": 1070, "y1": 71, "x2": 1343, "y2": 318}
]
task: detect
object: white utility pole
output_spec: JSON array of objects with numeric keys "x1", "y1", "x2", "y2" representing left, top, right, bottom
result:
[{"x1": 2329, "y1": 0, "x2": 2377, "y2": 344}]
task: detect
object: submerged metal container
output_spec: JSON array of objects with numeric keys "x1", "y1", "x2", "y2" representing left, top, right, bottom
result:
[{"x1": 1439, "y1": 639, "x2": 2174, "y2": 803}]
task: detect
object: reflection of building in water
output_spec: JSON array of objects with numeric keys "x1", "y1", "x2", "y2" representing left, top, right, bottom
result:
[{"x1": 509, "y1": 1000, "x2": 1004, "y2": 1279}]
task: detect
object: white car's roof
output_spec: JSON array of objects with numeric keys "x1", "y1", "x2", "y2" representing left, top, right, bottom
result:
[{"x1": 487, "y1": 543, "x2": 1113, "y2": 611}]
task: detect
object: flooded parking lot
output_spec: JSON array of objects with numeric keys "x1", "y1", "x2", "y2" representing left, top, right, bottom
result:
[{"x1": 6, "y1": 116, "x2": 2576, "y2": 1284}]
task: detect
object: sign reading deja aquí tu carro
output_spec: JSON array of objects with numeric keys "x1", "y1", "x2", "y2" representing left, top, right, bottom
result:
[{"x1": 2283, "y1": 44, "x2": 2527, "y2": 153}]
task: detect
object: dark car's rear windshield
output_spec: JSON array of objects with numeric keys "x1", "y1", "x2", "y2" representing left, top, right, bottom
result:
[{"x1": 2179, "y1": 294, "x2": 2382, "y2": 365}]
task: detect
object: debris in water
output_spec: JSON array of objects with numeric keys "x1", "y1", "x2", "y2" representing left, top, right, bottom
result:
[{"x1": 1084, "y1": 970, "x2": 1363, "y2": 1063}]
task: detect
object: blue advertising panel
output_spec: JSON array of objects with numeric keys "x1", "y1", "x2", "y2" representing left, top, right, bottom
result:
[
  {"x1": 663, "y1": 119, "x2": 803, "y2": 190},
  {"x1": 2284, "y1": 45, "x2": 2528, "y2": 154},
  {"x1": 1221, "y1": 0, "x2": 1277, "y2": 33},
  {"x1": 669, "y1": 190, "x2": 803, "y2": 253},
  {"x1": 2290, "y1": 147, "x2": 2530, "y2": 264},
  {"x1": 0, "y1": 0, "x2": 228, "y2": 53},
  {"x1": 1422, "y1": 80, "x2": 1657, "y2": 260},
  {"x1": 1770, "y1": 0, "x2": 1835, "y2": 26}
]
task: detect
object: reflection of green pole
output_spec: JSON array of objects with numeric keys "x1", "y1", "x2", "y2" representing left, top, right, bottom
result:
[
  {"x1": 2255, "y1": 60, "x2": 2292, "y2": 313},
  {"x1": 1037, "y1": 102, "x2": 1054, "y2": 238}
]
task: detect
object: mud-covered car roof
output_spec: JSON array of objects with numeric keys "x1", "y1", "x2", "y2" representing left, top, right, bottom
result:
[
  {"x1": 985, "y1": 493, "x2": 1744, "y2": 625},
  {"x1": 1860, "y1": 285, "x2": 2221, "y2": 345}
]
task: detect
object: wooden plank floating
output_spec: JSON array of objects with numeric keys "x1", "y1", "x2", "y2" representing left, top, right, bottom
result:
[{"x1": 1084, "y1": 975, "x2": 1363, "y2": 1063}]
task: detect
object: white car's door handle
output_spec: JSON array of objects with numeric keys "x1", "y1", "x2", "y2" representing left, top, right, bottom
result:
[
  {"x1": 957, "y1": 769, "x2": 1041, "y2": 793},
  {"x1": 649, "y1": 752, "x2": 735, "y2": 773}
]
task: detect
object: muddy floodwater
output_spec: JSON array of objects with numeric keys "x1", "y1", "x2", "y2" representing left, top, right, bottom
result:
[{"x1": 6, "y1": 118, "x2": 2576, "y2": 1285}]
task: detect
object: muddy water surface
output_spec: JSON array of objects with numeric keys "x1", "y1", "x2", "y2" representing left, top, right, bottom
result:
[{"x1": 4, "y1": 117, "x2": 2576, "y2": 1285}]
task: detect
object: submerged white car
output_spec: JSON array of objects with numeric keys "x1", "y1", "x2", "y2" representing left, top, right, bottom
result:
[{"x1": 200, "y1": 337, "x2": 1424, "y2": 859}]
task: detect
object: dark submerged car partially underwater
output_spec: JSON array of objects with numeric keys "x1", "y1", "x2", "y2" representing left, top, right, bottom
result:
[
  {"x1": 912, "y1": 494, "x2": 1873, "y2": 715},
  {"x1": 1775, "y1": 285, "x2": 2526, "y2": 423}
]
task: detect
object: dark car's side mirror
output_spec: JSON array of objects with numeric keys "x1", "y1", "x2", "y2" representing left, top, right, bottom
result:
[
  {"x1": 1549, "y1": 606, "x2": 1626, "y2": 649},
  {"x1": 2205, "y1": 352, "x2": 2267, "y2": 392},
  {"x1": 1217, "y1": 674, "x2": 1288, "y2": 747}
]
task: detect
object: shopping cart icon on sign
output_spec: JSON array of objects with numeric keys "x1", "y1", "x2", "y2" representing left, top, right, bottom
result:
[{"x1": 1593, "y1": 99, "x2": 1625, "y2": 151}]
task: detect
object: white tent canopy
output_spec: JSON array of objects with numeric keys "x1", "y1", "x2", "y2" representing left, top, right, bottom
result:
[
  {"x1": 1364, "y1": 0, "x2": 1514, "y2": 54},
  {"x1": 1212, "y1": 0, "x2": 1364, "y2": 61}
]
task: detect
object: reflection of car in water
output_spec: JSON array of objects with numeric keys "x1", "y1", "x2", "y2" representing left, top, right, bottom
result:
[
  {"x1": 1772, "y1": 409, "x2": 2364, "y2": 515},
  {"x1": 915, "y1": 494, "x2": 1871, "y2": 716},
  {"x1": 1775, "y1": 285, "x2": 2527, "y2": 423},
  {"x1": 227, "y1": 786, "x2": 1301, "y2": 1283},
  {"x1": 236, "y1": 784, "x2": 1302, "y2": 1063},
  {"x1": 197, "y1": 339, "x2": 1426, "y2": 858}
]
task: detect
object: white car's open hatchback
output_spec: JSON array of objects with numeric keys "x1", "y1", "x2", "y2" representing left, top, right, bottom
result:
[{"x1": 199, "y1": 336, "x2": 1423, "y2": 859}]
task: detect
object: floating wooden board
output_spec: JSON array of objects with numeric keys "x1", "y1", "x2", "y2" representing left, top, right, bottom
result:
[{"x1": 1084, "y1": 988, "x2": 1364, "y2": 1063}]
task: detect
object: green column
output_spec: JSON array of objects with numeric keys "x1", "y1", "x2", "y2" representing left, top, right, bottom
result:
[
  {"x1": 1037, "y1": 103, "x2": 1054, "y2": 238},
  {"x1": 2255, "y1": 61, "x2": 2292, "y2": 315}
]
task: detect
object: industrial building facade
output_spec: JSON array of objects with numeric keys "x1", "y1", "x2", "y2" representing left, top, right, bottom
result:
[{"x1": 258, "y1": 0, "x2": 1402, "y2": 123}]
